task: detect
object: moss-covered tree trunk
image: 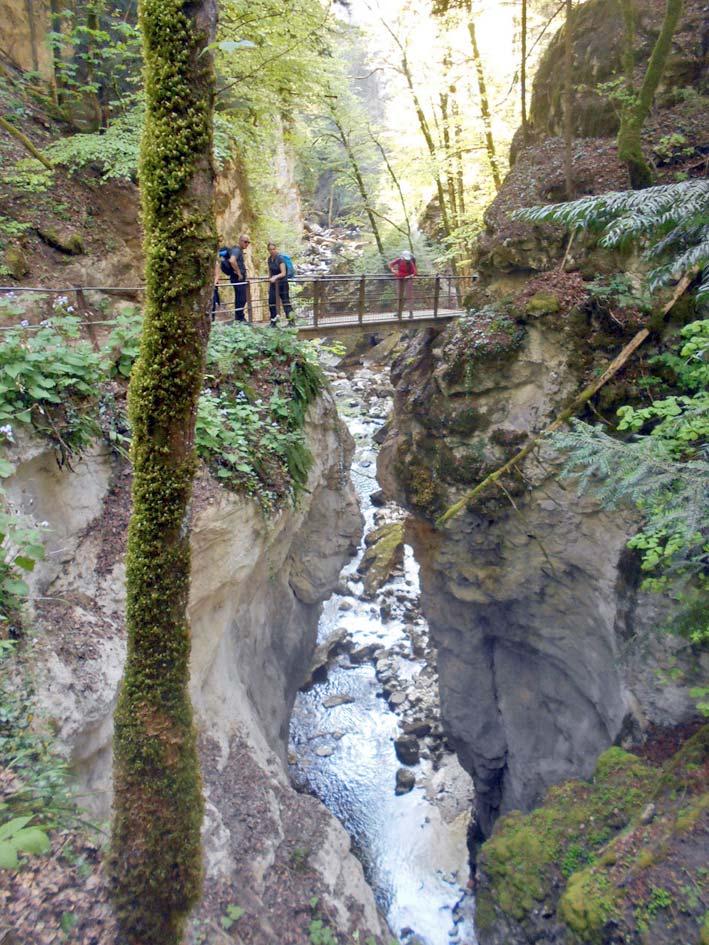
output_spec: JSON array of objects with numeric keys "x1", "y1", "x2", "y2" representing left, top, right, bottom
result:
[
  {"x1": 109, "y1": 0, "x2": 217, "y2": 942},
  {"x1": 617, "y1": 0, "x2": 683, "y2": 189}
]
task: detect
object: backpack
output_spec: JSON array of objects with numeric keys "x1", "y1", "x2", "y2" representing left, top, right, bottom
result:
[
  {"x1": 218, "y1": 247, "x2": 232, "y2": 277},
  {"x1": 280, "y1": 253, "x2": 295, "y2": 279}
]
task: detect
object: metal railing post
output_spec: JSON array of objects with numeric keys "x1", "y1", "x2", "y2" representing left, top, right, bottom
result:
[
  {"x1": 396, "y1": 279, "x2": 404, "y2": 321},
  {"x1": 358, "y1": 275, "x2": 365, "y2": 324},
  {"x1": 313, "y1": 279, "x2": 320, "y2": 327},
  {"x1": 433, "y1": 275, "x2": 440, "y2": 319}
]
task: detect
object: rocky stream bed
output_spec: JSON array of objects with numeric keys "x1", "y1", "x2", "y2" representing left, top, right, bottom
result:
[{"x1": 289, "y1": 359, "x2": 478, "y2": 945}]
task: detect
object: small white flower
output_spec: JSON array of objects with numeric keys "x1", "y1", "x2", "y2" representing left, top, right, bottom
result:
[
  {"x1": 66, "y1": 305, "x2": 75, "y2": 313},
  {"x1": 21, "y1": 319, "x2": 29, "y2": 327}
]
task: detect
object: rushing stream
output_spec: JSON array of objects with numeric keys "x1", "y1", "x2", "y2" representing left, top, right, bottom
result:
[{"x1": 289, "y1": 362, "x2": 477, "y2": 945}]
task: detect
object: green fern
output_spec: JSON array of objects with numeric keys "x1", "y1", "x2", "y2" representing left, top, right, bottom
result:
[
  {"x1": 551, "y1": 319, "x2": 708, "y2": 650},
  {"x1": 515, "y1": 180, "x2": 709, "y2": 303}
]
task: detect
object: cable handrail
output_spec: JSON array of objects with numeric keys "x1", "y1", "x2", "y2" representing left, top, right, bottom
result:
[{"x1": 0, "y1": 273, "x2": 471, "y2": 294}]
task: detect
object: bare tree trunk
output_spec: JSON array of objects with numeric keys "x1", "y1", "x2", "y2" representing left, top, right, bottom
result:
[
  {"x1": 109, "y1": 0, "x2": 217, "y2": 941},
  {"x1": 465, "y1": 4, "x2": 502, "y2": 190},
  {"x1": 563, "y1": 0, "x2": 573, "y2": 199},
  {"x1": 439, "y1": 86, "x2": 459, "y2": 229},
  {"x1": 331, "y1": 110, "x2": 387, "y2": 265},
  {"x1": 371, "y1": 132, "x2": 415, "y2": 255},
  {"x1": 451, "y1": 93, "x2": 466, "y2": 220},
  {"x1": 617, "y1": 0, "x2": 683, "y2": 188},
  {"x1": 521, "y1": 0, "x2": 528, "y2": 143}
]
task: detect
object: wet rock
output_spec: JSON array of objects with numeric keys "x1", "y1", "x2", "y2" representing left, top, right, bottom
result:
[
  {"x1": 395, "y1": 767, "x2": 416, "y2": 794},
  {"x1": 315, "y1": 745, "x2": 335, "y2": 757},
  {"x1": 349, "y1": 643, "x2": 380, "y2": 665},
  {"x1": 338, "y1": 599, "x2": 354, "y2": 611},
  {"x1": 395, "y1": 735, "x2": 420, "y2": 766},
  {"x1": 388, "y1": 691, "x2": 407, "y2": 708},
  {"x1": 303, "y1": 627, "x2": 351, "y2": 688},
  {"x1": 322, "y1": 693, "x2": 355, "y2": 708},
  {"x1": 370, "y1": 489, "x2": 387, "y2": 507},
  {"x1": 403, "y1": 719, "x2": 432, "y2": 737},
  {"x1": 357, "y1": 520, "x2": 405, "y2": 597}
]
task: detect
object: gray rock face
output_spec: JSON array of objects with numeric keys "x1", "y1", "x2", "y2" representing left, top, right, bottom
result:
[
  {"x1": 4, "y1": 392, "x2": 390, "y2": 942},
  {"x1": 379, "y1": 319, "x2": 700, "y2": 837}
]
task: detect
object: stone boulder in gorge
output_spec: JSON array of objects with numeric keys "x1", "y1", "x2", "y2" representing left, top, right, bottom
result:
[{"x1": 357, "y1": 520, "x2": 405, "y2": 597}]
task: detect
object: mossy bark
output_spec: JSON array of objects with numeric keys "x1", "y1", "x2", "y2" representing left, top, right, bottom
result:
[
  {"x1": 617, "y1": 0, "x2": 684, "y2": 189},
  {"x1": 109, "y1": 0, "x2": 217, "y2": 942}
]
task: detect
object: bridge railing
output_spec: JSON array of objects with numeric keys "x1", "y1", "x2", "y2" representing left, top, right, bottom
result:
[
  {"x1": 0, "y1": 273, "x2": 475, "y2": 333},
  {"x1": 212, "y1": 273, "x2": 475, "y2": 327}
]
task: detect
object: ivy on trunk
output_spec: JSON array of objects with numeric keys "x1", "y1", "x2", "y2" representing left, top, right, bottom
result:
[{"x1": 109, "y1": 0, "x2": 217, "y2": 942}]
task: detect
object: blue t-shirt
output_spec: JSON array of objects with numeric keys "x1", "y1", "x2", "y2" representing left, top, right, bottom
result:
[
  {"x1": 229, "y1": 246, "x2": 247, "y2": 281},
  {"x1": 267, "y1": 254, "x2": 286, "y2": 278}
]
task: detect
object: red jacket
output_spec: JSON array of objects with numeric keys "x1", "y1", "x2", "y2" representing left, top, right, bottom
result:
[{"x1": 390, "y1": 257, "x2": 417, "y2": 278}]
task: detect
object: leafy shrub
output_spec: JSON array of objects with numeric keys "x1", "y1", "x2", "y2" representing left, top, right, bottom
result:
[
  {"x1": 0, "y1": 642, "x2": 81, "y2": 869},
  {"x1": 196, "y1": 325, "x2": 325, "y2": 507},
  {"x1": 0, "y1": 315, "x2": 102, "y2": 462},
  {"x1": 45, "y1": 106, "x2": 144, "y2": 181}
]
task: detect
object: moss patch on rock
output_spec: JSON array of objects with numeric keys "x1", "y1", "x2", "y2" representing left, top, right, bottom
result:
[
  {"x1": 476, "y1": 728, "x2": 709, "y2": 945},
  {"x1": 358, "y1": 520, "x2": 405, "y2": 596}
]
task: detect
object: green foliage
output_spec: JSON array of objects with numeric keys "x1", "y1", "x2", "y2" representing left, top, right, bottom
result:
[
  {"x1": 515, "y1": 180, "x2": 709, "y2": 304},
  {"x1": 0, "y1": 813, "x2": 51, "y2": 869},
  {"x1": 197, "y1": 325, "x2": 324, "y2": 507},
  {"x1": 1, "y1": 159, "x2": 54, "y2": 194},
  {"x1": 552, "y1": 319, "x2": 708, "y2": 652},
  {"x1": 309, "y1": 918, "x2": 339, "y2": 945},
  {"x1": 104, "y1": 307, "x2": 143, "y2": 378},
  {"x1": 0, "y1": 313, "x2": 103, "y2": 460},
  {"x1": 220, "y1": 904, "x2": 245, "y2": 930},
  {"x1": 587, "y1": 274, "x2": 653, "y2": 314},
  {"x1": 0, "y1": 216, "x2": 32, "y2": 240},
  {"x1": 46, "y1": 105, "x2": 144, "y2": 181},
  {"x1": 0, "y1": 643, "x2": 86, "y2": 870},
  {"x1": 47, "y1": 2, "x2": 142, "y2": 127},
  {"x1": 0, "y1": 489, "x2": 47, "y2": 628}
]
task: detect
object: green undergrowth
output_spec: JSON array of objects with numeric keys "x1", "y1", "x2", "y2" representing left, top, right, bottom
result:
[
  {"x1": 0, "y1": 305, "x2": 326, "y2": 509},
  {"x1": 0, "y1": 640, "x2": 97, "y2": 870},
  {"x1": 198, "y1": 323, "x2": 324, "y2": 510},
  {"x1": 476, "y1": 728, "x2": 709, "y2": 943}
]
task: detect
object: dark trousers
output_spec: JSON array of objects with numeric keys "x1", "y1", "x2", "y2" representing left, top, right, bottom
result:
[
  {"x1": 232, "y1": 280, "x2": 247, "y2": 321},
  {"x1": 268, "y1": 279, "x2": 292, "y2": 322},
  {"x1": 211, "y1": 286, "x2": 220, "y2": 321}
]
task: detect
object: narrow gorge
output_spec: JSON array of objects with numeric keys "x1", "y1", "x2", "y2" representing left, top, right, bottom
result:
[{"x1": 0, "y1": 0, "x2": 707, "y2": 943}]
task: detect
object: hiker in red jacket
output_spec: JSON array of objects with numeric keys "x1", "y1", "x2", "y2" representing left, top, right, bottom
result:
[{"x1": 388, "y1": 250, "x2": 417, "y2": 316}]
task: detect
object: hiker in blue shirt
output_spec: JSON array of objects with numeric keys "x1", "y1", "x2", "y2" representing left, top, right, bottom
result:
[
  {"x1": 267, "y1": 241, "x2": 294, "y2": 326},
  {"x1": 228, "y1": 234, "x2": 250, "y2": 322}
]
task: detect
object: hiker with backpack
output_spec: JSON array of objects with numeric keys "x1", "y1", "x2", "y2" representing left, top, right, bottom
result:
[
  {"x1": 388, "y1": 250, "x2": 417, "y2": 316},
  {"x1": 267, "y1": 241, "x2": 294, "y2": 326},
  {"x1": 228, "y1": 234, "x2": 250, "y2": 323}
]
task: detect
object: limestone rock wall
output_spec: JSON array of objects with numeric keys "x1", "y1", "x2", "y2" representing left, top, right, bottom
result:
[
  {"x1": 378, "y1": 317, "x2": 700, "y2": 838},
  {"x1": 0, "y1": 0, "x2": 53, "y2": 81},
  {"x1": 4, "y1": 393, "x2": 391, "y2": 942}
]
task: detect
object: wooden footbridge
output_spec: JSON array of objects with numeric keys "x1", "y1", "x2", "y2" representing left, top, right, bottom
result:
[
  {"x1": 0, "y1": 274, "x2": 473, "y2": 337},
  {"x1": 214, "y1": 273, "x2": 472, "y2": 335}
]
